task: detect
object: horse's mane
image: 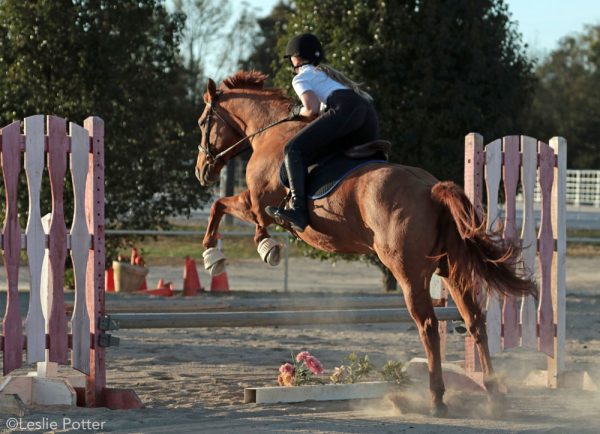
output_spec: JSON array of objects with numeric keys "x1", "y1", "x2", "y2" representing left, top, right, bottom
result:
[
  {"x1": 221, "y1": 70, "x2": 267, "y2": 90},
  {"x1": 218, "y1": 70, "x2": 290, "y2": 103}
]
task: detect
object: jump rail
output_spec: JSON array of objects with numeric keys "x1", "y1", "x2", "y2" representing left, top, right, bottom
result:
[
  {"x1": 67, "y1": 294, "x2": 409, "y2": 314},
  {"x1": 111, "y1": 307, "x2": 462, "y2": 329}
]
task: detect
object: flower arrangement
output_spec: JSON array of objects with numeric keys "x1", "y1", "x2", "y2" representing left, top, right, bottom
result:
[
  {"x1": 278, "y1": 351, "x2": 326, "y2": 387},
  {"x1": 277, "y1": 351, "x2": 408, "y2": 387},
  {"x1": 330, "y1": 352, "x2": 376, "y2": 384},
  {"x1": 380, "y1": 360, "x2": 407, "y2": 385}
]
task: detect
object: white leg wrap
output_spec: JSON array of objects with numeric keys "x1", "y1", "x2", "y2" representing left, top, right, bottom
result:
[
  {"x1": 203, "y1": 247, "x2": 226, "y2": 276},
  {"x1": 257, "y1": 237, "x2": 281, "y2": 266}
]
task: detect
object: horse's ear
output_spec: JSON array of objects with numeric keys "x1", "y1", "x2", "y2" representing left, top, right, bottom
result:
[{"x1": 206, "y1": 78, "x2": 218, "y2": 102}]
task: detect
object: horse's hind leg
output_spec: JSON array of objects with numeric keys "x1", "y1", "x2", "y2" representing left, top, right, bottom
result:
[
  {"x1": 378, "y1": 251, "x2": 447, "y2": 416},
  {"x1": 443, "y1": 279, "x2": 506, "y2": 414},
  {"x1": 405, "y1": 274, "x2": 447, "y2": 416},
  {"x1": 409, "y1": 283, "x2": 447, "y2": 416}
]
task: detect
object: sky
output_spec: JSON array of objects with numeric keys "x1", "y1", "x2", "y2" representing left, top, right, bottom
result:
[
  {"x1": 507, "y1": 0, "x2": 600, "y2": 56},
  {"x1": 244, "y1": 0, "x2": 600, "y2": 56}
]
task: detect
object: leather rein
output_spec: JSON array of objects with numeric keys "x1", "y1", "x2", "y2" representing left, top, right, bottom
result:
[{"x1": 198, "y1": 92, "x2": 291, "y2": 164}]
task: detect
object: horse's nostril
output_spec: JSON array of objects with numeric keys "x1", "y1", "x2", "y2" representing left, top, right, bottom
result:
[{"x1": 197, "y1": 164, "x2": 215, "y2": 187}]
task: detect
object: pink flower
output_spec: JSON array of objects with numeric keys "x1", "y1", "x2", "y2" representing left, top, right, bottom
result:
[
  {"x1": 304, "y1": 355, "x2": 324, "y2": 375},
  {"x1": 279, "y1": 362, "x2": 295, "y2": 375},
  {"x1": 295, "y1": 351, "x2": 311, "y2": 363}
]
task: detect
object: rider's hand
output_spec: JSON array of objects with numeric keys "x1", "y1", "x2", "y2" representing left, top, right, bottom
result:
[{"x1": 288, "y1": 105, "x2": 303, "y2": 120}]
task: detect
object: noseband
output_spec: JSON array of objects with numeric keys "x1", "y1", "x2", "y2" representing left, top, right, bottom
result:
[{"x1": 198, "y1": 92, "x2": 292, "y2": 165}]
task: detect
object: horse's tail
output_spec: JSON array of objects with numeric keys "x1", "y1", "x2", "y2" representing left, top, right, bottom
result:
[{"x1": 431, "y1": 181, "x2": 536, "y2": 298}]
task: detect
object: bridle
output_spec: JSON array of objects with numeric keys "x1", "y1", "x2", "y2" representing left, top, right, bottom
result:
[{"x1": 198, "y1": 92, "x2": 291, "y2": 165}]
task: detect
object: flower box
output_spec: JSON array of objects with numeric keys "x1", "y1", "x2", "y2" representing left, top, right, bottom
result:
[{"x1": 244, "y1": 381, "x2": 398, "y2": 404}]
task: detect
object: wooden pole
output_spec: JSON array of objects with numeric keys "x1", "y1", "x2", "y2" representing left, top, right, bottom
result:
[
  {"x1": 549, "y1": 136, "x2": 567, "y2": 387},
  {"x1": 84, "y1": 116, "x2": 106, "y2": 407},
  {"x1": 111, "y1": 307, "x2": 462, "y2": 329},
  {"x1": 67, "y1": 294, "x2": 408, "y2": 314}
]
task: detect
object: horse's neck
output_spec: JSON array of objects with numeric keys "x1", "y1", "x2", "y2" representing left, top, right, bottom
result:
[
  {"x1": 234, "y1": 95, "x2": 299, "y2": 190},
  {"x1": 233, "y1": 94, "x2": 286, "y2": 134},
  {"x1": 234, "y1": 95, "x2": 296, "y2": 156}
]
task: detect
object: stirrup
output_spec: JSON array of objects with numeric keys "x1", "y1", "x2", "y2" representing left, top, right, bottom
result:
[
  {"x1": 275, "y1": 208, "x2": 308, "y2": 232},
  {"x1": 265, "y1": 205, "x2": 284, "y2": 222},
  {"x1": 265, "y1": 206, "x2": 307, "y2": 232},
  {"x1": 265, "y1": 192, "x2": 291, "y2": 224}
]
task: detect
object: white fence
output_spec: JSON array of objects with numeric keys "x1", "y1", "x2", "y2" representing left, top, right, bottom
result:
[{"x1": 535, "y1": 170, "x2": 600, "y2": 207}]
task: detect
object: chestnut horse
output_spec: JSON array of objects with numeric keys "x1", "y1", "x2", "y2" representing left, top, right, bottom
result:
[{"x1": 195, "y1": 71, "x2": 534, "y2": 416}]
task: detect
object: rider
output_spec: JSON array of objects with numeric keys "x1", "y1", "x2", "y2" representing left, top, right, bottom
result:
[{"x1": 265, "y1": 33, "x2": 379, "y2": 232}]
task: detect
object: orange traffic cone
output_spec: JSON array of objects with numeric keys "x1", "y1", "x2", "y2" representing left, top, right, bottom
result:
[
  {"x1": 133, "y1": 256, "x2": 147, "y2": 290},
  {"x1": 183, "y1": 256, "x2": 203, "y2": 296},
  {"x1": 105, "y1": 267, "x2": 115, "y2": 292},
  {"x1": 141, "y1": 279, "x2": 174, "y2": 297},
  {"x1": 210, "y1": 270, "x2": 230, "y2": 293},
  {"x1": 138, "y1": 278, "x2": 147, "y2": 291}
]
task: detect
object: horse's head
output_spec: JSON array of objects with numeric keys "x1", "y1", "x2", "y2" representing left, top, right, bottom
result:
[
  {"x1": 195, "y1": 78, "x2": 244, "y2": 187},
  {"x1": 195, "y1": 71, "x2": 292, "y2": 187}
]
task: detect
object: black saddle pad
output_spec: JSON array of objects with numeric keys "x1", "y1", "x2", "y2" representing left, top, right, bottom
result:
[{"x1": 279, "y1": 153, "x2": 388, "y2": 200}]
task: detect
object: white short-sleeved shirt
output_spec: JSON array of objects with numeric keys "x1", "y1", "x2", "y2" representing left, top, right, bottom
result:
[{"x1": 292, "y1": 65, "x2": 348, "y2": 104}]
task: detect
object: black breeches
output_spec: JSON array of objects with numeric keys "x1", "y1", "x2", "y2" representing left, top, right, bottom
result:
[{"x1": 284, "y1": 89, "x2": 379, "y2": 165}]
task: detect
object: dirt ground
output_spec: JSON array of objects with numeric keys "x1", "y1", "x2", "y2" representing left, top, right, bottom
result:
[{"x1": 1, "y1": 256, "x2": 600, "y2": 433}]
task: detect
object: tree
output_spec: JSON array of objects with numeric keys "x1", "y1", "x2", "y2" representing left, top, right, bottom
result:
[
  {"x1": 0, "y1": 0, "x2": 211, "y2": 258},
  {"x1": 527, "y1": 25, "x2": 600, "y2": 169}
]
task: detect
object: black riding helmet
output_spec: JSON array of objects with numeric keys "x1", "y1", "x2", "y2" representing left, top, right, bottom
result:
[{"x1": 283, "y1": 33, "x2": 325, "y2": 65}]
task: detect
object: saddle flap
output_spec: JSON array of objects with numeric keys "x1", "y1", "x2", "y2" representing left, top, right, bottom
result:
[
  {"x1": 344, "y1": 140, "x2": 391, "y2": 159},
  {"x1": 279, "y1": 154, "x2": 388, "y2": 200}
]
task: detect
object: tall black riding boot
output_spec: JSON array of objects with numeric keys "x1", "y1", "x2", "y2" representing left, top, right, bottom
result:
[{"x1": 265, "y1": 153, "x2": 308, "y2": 232}]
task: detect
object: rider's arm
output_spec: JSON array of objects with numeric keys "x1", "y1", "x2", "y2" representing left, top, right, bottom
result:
[{"x1": 298, "y1": 90, "x2": 320, "y2": 119}]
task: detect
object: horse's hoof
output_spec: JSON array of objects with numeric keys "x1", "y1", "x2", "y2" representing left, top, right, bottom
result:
[
  {"x1": 430, "y1": 402, "x2": 448, "y2": 418},
  {"x1": 266, "y1": 245, "x2": 281, "y2": 266},
  {"x1": 257, "y1": 238, "x2": 281, "y2": 266},
  {"x1": 203, "y1": 247, "x2": 226, "y2": 276},
  {"x1": 489, "y1": 393, "x2": 508, "y2": 417},
  {"x1": 452, "y1": 320, "x2": 467, "y2": 335}
]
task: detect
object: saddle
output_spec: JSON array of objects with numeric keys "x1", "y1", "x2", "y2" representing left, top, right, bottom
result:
[
  {"x1": 279, "y1": 139, "x2": 391, "y2": 200},
  {"x1": 343, "y1": 140, "x2": 391, "y2": 160}
]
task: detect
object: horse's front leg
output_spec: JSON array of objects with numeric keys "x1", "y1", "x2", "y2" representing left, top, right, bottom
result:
[
  {"x1": 202, "y1": 190, "x2": 255, "y2": 249},
  {"x1": 202, "y1": 191, "x2": 282, "y2": 274}
]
